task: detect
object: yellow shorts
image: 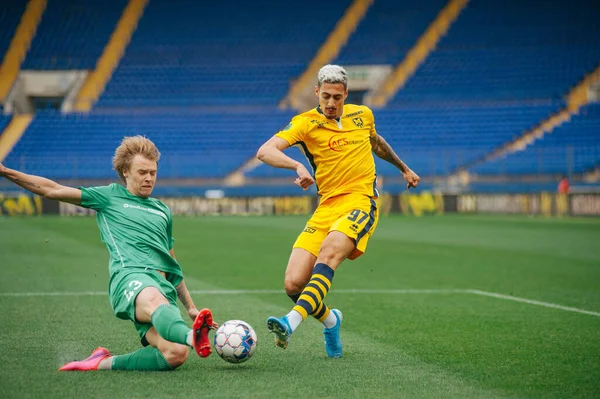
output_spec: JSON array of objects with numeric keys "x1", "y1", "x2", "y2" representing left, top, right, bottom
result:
[{"x1": 293, "y1": 193, "x2": 379, "y2": 260}]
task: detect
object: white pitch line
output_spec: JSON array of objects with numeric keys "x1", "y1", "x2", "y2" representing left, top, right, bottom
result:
[
  {"x1": 468, "y1": 289, "x2": 600, "y2": 318},
  {"x1": 2, "y1": 289, "x2": 599, "y2": 318}
]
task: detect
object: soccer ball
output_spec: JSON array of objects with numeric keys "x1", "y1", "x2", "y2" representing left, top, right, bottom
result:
[{"x1": 213, "y1": 320, "x2": 257, "y2": 363}]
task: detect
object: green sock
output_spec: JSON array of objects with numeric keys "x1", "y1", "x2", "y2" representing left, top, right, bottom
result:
[
  {"x1": 111, "y1": 346, "x2": 173, "y2": 371},
  {"x1": 150, "y1": 304, "x2": 191, "y2": 346}
]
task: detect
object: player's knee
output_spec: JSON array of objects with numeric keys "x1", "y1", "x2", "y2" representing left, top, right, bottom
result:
[
  {"x1": 148, "y1": 292, "x2": 169, "y2": 310},
  {"x1": 161, "y1": 343, "x2": 189, "y2": 369},
  {"x1": 284, "y1": 276, "x2": 305, "y2": 295},
  {"x1": 136, "y1": 287, "x2": 169, "y2": 321}
]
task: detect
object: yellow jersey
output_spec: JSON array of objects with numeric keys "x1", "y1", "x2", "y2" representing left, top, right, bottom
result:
[{"x1": 276, "y1": 104, "x2": 379, "y2": 202}]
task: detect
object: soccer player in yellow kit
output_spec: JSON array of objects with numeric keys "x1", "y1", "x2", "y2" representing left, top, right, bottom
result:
[{"x1": 257, "y1": 65, "x2": 420, "y2": 357}]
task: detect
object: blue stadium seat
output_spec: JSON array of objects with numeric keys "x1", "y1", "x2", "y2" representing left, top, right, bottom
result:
[
  {"x1": 0, "y1": 115, "x2": 11, "y2": 132},
  {"x1": 390, "y1": 0, "x2": 600, "y2": 104},
  {"x1": 5, "y1": 109, "x2": 295, "y2": 179},
  {"x1": 470, "y1": 103, "x2": 600, "y2": 175},
  {"x1": 0, "y1": 0, "x2": 596, "y2": 185},
  {"x1": 98, "y1": 0, "x2": 352, "y2": 107},
  {"x1": 336, "y1": 0, "x2": 447, "y2": 65},
  {"x1": 22, "y1": 0, "x2": 127, "y2": 70},
  {"x1": 0, "y1": 2, "x2": 27, "y2": 61}
]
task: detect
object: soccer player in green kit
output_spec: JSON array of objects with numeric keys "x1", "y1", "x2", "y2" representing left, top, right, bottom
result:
[{"x1": 0, "y1": 136, "x2": 216, "y2": 371}]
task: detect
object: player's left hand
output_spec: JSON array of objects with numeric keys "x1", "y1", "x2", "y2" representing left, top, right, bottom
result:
[{"x1": 403, "y1": 169, "x2": 420, "y2": 189}]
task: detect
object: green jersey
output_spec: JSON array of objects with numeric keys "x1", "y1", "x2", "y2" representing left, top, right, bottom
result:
[{"x1": 79, "y1": 183, "x2": 182, "y2": 282}]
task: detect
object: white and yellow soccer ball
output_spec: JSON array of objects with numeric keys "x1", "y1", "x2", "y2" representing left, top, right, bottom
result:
[{"x1": 213, "y1": 320, "x2": 257, "y2": 364}]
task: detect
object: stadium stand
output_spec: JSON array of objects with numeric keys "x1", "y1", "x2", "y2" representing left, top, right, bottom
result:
[
  {"x1": 336, "y1": 0, "x2": 447, "y2": 66},
  {"x1": 471, "y1": 103, "x2": 600, "y2": 175},
  {"x1": 390, "y1": 0, "x2": 600, "y2": 104},
  {"x1": 0, "y1": 115, "x2": 11, "y2": 133},
  {"x1": 374, "y1": 101, "x2": 565, "y2": 176},
  {"x1": 0, "y1": 0, "x2": 598, "y2": 194},
  {"x1": 4, "y1": 109, "x2": 295, "y2": 179},
  {"x1": 98, "y1": 0, "x2": 352, "y2": 108},
  {"x1": 0, "y1": 2, "x2": 28, "y2": 61},
  {"x1": 0, "y1": 0, "x2": 44, "y2": 103},
  {"x1": 22, "y1": 0, "x2": 126, "y2": 70}
]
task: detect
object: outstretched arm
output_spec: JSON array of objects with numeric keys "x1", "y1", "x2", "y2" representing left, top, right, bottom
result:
[
  {"x1": 370, "y1": 134, "x2": 420, "y2": 189},
  {"x1": 0, "y1": 162, "x2": 82, "y2": 204},
  {"x1": 170, "y1": 249, "x2": 218, "y2": 328},
  {"x1": 257, "y1": 136, "x2": 315, "y2": 190},
  {"x1": 175, "y1": 279, "x2": 199, "y2": 320},
  {"x1": 170, "y1": 248, "x2": 198, "y2": 319}
]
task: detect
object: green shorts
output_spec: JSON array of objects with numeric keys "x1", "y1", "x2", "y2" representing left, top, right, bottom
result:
[{"x1": 109, "y1": 268, "x2": 179, "y2": 345}]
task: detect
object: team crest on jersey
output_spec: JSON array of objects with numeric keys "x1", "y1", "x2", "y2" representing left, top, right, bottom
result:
[{"x1": 352, "y1": 117, "x2": 364, "y2": 128}]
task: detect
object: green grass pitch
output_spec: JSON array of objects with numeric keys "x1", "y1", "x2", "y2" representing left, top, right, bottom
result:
[{"x1": 0, "y1": 214, "x2": 599, "y2": 398}]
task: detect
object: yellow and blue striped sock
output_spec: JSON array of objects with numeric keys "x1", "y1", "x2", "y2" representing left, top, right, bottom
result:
[
  {"x1": 288, "y1": 292, "x2": 332, "y2": 324},
  {"x1": 292, "y1": 263, "x2": 334, "y2": 322}
]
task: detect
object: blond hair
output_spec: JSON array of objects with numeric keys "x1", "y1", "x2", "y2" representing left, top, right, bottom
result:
[{"x1": 112, "y1": 135, "x2": 161, "y2": 182}]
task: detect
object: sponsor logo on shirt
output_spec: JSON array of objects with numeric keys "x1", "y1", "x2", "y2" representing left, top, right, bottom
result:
[
  {"x1": 123, "y1": 203, "x2": 167, "y2": 220},
  {"x1": 303, "y1": 226, "x2": 316, "y2": 234},
  {"x1": 328, "y1": 135, "x2": 366, "y2": 152},
  {"x1": 343, "y1": 110, "x2": 364, "y2": 118},
  {"x1": 310, "y1": 119, "x2": 329, "y2": 128}
]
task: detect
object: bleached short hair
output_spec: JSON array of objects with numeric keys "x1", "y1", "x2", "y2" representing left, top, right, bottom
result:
[{"x1": 317, "y1": 64, "x2": 347, "y2": 89}]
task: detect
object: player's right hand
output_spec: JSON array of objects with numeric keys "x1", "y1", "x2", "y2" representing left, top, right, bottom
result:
[
  {"x1": 0, "y1": 162, "x2": 6, "y2": 177},
  {"x1": 403, "y1": 169, "x2": 420, "y2": 189},
  {"x1": 294, "y1": 164, "x2": 315, "y2": 190}
]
